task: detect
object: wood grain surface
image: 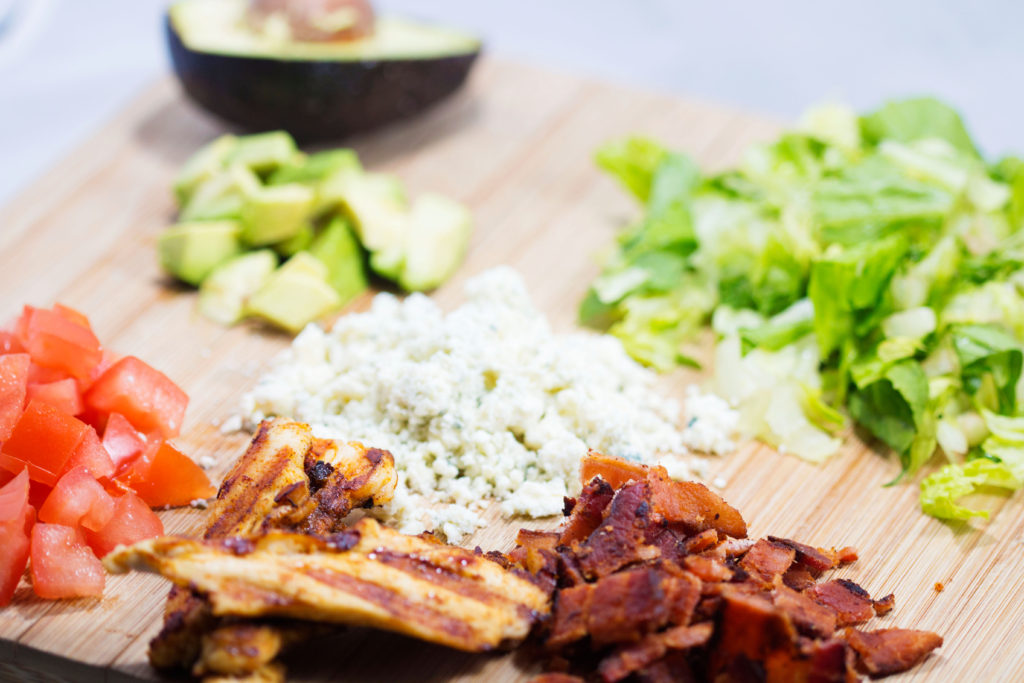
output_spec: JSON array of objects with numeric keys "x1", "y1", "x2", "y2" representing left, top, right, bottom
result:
[{"x1": 1, "y1": 58, "x2": 1022, "y2": 682}]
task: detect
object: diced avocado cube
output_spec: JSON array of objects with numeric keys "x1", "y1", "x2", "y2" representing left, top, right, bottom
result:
[
  {"x1": 332, "y1": 172, "x2": 409, "y2": 259},
  {"x1": 246, "y1": 253, "x2": 341, "y2": 332},
  {"x1": 269, "y1": 149, "x2": 362, "y2": 186},
  {"x1": 273, "y1": 223, "x2": 316, "y2": 257},
  {"x1": 398, "y1": 193, "x2": 473, "y2": 291},
  {"x1": 226, "y1": 131, "x2": 299, "y2": 175},
  {"x1": 158, "y1": 220, "x2": 243, "y2": 286},
  {"x1": 173, "y1": 134, "x2": 237, "y2": 206},
  {"x1": 308, "y1": 217, "x2": 368, "y2": 304},
  {"x1": 240, "y1": 183, "x2": 316, "y2": 246},
  {"x1": 198, "y1": 249, "x2": 278, "y2": 325},
  {"x1": 180, "y1": 165, "x2": 261, "y2": 221}
]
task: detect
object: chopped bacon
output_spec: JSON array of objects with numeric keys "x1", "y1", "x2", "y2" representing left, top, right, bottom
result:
[
  {"x1": 559, "y1": 477, "x2": 615, "y2": 546},
  {"x1": 683, "y1": 554, "x2": 733, "y2": 583},
  {"x1": 844, "y1": 628, "x2": 943, "y2": 676},
  {"x1": 576, "y1": 482, "x2": 655, "y2": 579},
  {"x1": 873, "y1": 593, "x2": 895, "y2": 616},
  {"x1": 510, "y1": 454, "x2": 940, "y2": 682},
  {"x1": 772, "y1": 583, "x2": 837, "y2": 638},
  {"x1": 529, "y1": 674, "x2": 585, "y2": 683},
  {"x1": 768, "y1": 535, "x2": 836, "y2": 573},
  {"x1": 808, "y1": 579, "x2": 876, "y2": 627},
  {"x1": 738, "y1": 538, "x2": 796, "y2": 584},
  {"x1": 597, "y1": 623, "x2": 712, "y2": 683}
]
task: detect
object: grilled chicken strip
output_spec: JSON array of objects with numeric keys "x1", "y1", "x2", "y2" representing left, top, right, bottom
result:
[
  {"x1": 108, "y1": 518, "x2": 551, "y2": 652},
  {"x1": 149, "y1": 419, "x2": 398, "y2": 678}
]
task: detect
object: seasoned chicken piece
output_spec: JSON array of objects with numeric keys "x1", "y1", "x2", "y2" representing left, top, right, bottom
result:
[
  {"x1": 149, "y1": 419, "x2": 398, "y2": 677},
  {"x1": 108, "y1": 518, "x2": 551, "y2": 652}
]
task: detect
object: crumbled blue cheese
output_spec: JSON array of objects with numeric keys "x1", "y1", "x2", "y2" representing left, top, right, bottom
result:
[
  {"x1": 680, "y1": 386, "x2": 740, "y2": 456},
  {"x1": 241, "y1": 267, "x2": 717, "y2": 542}
]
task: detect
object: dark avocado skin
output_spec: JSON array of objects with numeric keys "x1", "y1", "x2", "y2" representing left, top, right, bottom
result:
[{"x1": 166, "y1": 15, "x2": 480, "y2": 142}]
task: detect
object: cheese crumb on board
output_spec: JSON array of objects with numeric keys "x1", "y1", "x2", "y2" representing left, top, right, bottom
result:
[{"x1": 241, "y1": 267, "x2": 728, "y2": 542}]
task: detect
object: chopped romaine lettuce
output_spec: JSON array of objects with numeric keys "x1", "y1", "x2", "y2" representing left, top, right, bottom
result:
[{"x1": 583, "y1": 96, "x2": 1024, "y2": 522}]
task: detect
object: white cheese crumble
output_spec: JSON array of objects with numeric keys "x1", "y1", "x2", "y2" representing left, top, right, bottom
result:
[
  {"x1": 241, "y1": 267, "x2": 719, "y2": 543},
  {"x1": 680, "y1": 386, "x2": 740, "y2": 456}
]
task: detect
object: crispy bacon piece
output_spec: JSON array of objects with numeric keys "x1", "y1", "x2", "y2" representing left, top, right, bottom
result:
[
  {"x1": 580, "y1": 452, "x2": 748, "y2": 539},
  {"x1": 560, "y1": 477, "x2": 616, "y2": 546},
  {"x1": 808, "y1": 579, "x2": 877, "y2": 627},
  {"x1": 844, "y1": 628, "x2": 943, "y2": 676},
  {"x1": 872, "y1": 593, "x2": 895, "y2": 616},
  {"x1": 739, "y1": 538, "x2": 797, "y2": 585},
  {"x1": 106, "y1": 518, "x2": 550, "y2": 653},
  {"x1": 529, "y1": 674, "x2": 585, "y2": 683},
  {"x1": 597, "y1": 622, "x2": 713, "y2": 682},
  {"x1": 772, "y1": 583, "x2": 837, "y2": 638},
  {"x1": 576, "y1": 482, "x2": 657, "y2": 579},
  {"x1": 520, "y1": 454, "x2": 940, "y2": 682}
]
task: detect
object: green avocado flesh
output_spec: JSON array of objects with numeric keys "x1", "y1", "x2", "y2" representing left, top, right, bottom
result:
[
  {"x1": 163, "y1": 130, "x2": 473, "y2": 332},
  {"x1": 169, "y1": 0, "x2": 480, "y2": 61}
]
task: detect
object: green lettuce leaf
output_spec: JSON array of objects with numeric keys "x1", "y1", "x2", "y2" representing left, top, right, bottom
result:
[
  {"x1": 920, "y1": 458, "x2": 1018, "y2": 520},
  {"x1": 595, "y1": 137, "x2": 671, "y2": 203},
  {"x1": 950, "y1": 323, "x2": 1023, "y2": 414},
  {"x1": 848, "y1": 359, "x2": 935, "y2": 473},
  {"x1": 860, "y1": 97, "x2": 980, "y2": 159}
]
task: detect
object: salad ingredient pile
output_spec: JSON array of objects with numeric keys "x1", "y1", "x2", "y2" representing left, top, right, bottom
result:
[
  {"x1": 161, "y1": 130, "x2": 473, "y2": 331},
  {"x1": 0, "y1": 304, "x2": 214, "y2": 604},
  {"x1": 583, "y1": 98, "x2": 1024, "y2": 520},
  {"x1": 241, "y1": 267, "x2": 717, "y2": 541}
]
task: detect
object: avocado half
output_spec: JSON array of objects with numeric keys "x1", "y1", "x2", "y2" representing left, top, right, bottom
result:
[{"x1": 166, "y1": 0, "x2": 482, "y2": 141}]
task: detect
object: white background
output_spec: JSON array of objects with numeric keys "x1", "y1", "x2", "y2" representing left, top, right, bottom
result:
[{"x1": 0, "y1": 0, "x2": 1019, "y2": 205}]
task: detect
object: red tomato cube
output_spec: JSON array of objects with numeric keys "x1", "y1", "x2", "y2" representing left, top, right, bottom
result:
[
  {"x1": 27, "y1": 362, "x2": 69, "y2": 385},
  {"x1": 0, "y1": 469, "x2": 34, "y2": 606},
  {"x1": 85, "y1": 492, "x2": 163, "y2": 559},
  {"x1": 0, "y1": 331, "x2": 24, "y2": 355},
  {"x1": 84, "y1": 357, "x2": 188, "y2": 439},
  {"x1": 101, "y1": 412, "x2": 147, "y2": 469},
  {"x1": 39, "y1": 466, "x2": 115, "y2": 532},
  {"x1": 26, "y1": 378, "x2": 84, "y2": 416},
  {"x1": 0, "y1": 400, "x2": 90, "y2": 486},
  {"x1": 60, "y1": 427, "x2": 115, "y2": 480},
  {"x1": 30, "y1": 523, "x2": 105, "y2": 599},
  {"x1": 0, "y1": 353, "x2": 30, "y2": 442},
  {"x1": 20, "y1": 306, "x2": 102, "y2": 380},
  {"x1": 52, "y1": 304, "x2": 93, "y2": 331},
  {"x1": 116, "y1": 441, "x2": 214, "y2": 508}
]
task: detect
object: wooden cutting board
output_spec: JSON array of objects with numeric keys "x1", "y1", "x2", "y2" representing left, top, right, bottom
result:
[{"x1": 1, "y1": 58, "x2": 1022, "y2": 682}]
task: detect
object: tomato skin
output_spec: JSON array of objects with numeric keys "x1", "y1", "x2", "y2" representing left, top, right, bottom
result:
[
  {"x1": 0, "y1": 400, "x2": 90, "y2": 486},
  {"x1": 0, "y1": 353, "x2": 30, "y2": 442},
  {"x1": 116, "y1": 441, "x2": 214, "y2": 507},
  {"x1": 60, "y1": 427, "x2": 115, "y2": 481},
  {"x1": 101, "y1": 412, "x2": 147, "y2": 469},
  {"x1": 30, "y1": 523, "x2": 105, "y2": 599},
  {"x1": 0, "y1": 470, "x2": 33, "y2": 606},
  {"x1": 0, "y1": 331, "x2": 24, "y2": 355},
  {"x1": 84, "y1": 357, "x2": 188, "y2": 439},
  {"x1": 85, "y1": 492, "x2": 163, "y2": 559},
  {"x1": 39, "y1": 466, "x2": 115, "y2": 532},
  {"x1": 26, "y1": 378, "x2": 83, "y2": 416},
  {"x1": 20, "y1": 307, "x2": 102, "y2": 380}
]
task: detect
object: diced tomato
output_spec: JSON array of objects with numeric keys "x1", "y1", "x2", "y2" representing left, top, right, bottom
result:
[
  {"x1": 60, "y1": 427, "x2": 115, "y2": 480},
  {"x1": 0, "y1": 331, "x2": 24, "y2": 355},
  {"x1": 53, "y1": 304, "x2": 93, "y2": 331},
  {"x1": 26, "y1": 378, "x2": 83, "y2": 416},
  {"x1": 27, "y1": 479, "x2": 50, "y2": 511},
  {"x1": 0, "y1": 353, "x2": 30, "y2": 441},
  {"x1": 116, "y1": 441, "x2": 214, "y2": 507},
  {"x1": 101, "y1": 412, "x2": 147, "y2": 469},
  {"x1": 84, "y1": 356, "x2": 188, "y2": 439},
  {"x1": 78, "y1": 348, "x2": 120, "y2": 395},
  {"x1": 85, "y1": 492, "x2": 163, "y2": 559},
  {"x1": 0, "y1": 469, "x2": 33, "y2": 606},
  {"x1": 20, "y1": 306, "x2": 102, "y2": 380},
  {"x1": 30, "y1": 523, "x2": 105, "y2": 599},
  {"x1": 0, "y1": 468, "x2": 12, "y2": 488},
  {"x1": 27, "y1": 362, "x2": 69, "y2": 385},
  {"x1": 39, "y1": 466, "x2": 115, "y2": 532},
  {"x1": 1, "y1": 400, "x2": 92, "y2": 485}
]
